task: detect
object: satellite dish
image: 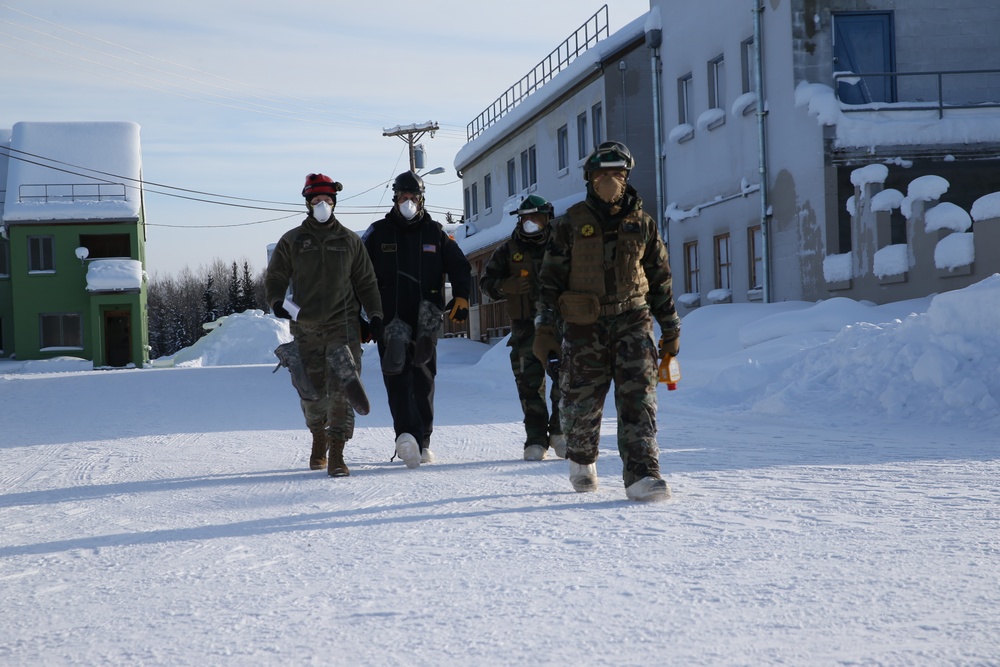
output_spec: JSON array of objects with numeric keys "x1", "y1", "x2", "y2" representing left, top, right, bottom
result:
[{"x1": 75, "y1": 247, "x2": 89, "y2": 260}]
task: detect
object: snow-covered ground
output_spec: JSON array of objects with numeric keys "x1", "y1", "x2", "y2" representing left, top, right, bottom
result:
[{"x1": 2, "y1": 278, "x2": 999, "y2": 666}]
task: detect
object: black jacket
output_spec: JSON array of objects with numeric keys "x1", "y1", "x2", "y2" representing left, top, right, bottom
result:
[{"x1": 362, "y1": 208, "x2": 472, "y2": 329}]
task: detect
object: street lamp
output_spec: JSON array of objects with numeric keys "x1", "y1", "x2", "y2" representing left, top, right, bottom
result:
[{"x1": 418, "y1": 166, "x2": 445, "y2": 177}]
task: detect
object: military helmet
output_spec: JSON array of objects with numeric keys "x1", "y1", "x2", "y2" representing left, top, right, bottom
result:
[
  {"x1": 509, "y1": 194, "x2": 554, "y2": 219},
  {"x1": 583, "y1": 141, "x2": 635, "y2": 178},
  {"x1": 392, "y1": 171, "x2": 425, "y2": 195},
  {"x1": 302, "y1": 173, "x2": 343, "y2": 201}
]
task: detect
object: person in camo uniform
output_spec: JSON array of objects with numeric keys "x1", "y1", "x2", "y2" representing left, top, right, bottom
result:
[
  {"x1": 532, "y1": 142, "x2": 681, "y2": 502},
  {"x1": 480, "y1": 194, "x2": 566, "y2": 462},
  {"x1": 265, "y1": 173, "x2": 383, "y2": 478}
]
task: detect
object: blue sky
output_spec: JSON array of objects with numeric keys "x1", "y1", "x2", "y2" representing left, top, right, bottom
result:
[{"x1": 0, "y1": 0, "x2": 650, "y2": 276}]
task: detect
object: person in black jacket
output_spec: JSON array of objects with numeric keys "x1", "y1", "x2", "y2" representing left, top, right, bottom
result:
[{"x1": 362, "y1": 171, "x2": 472, "y2": 468}]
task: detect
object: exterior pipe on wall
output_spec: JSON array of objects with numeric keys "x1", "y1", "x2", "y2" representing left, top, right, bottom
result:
[
  {"x1": 753, "y1": 0, "x2": 772, "y2": 303},
  {"x1": 646, "y1": 27, "x2": 667, "y2": 243}
]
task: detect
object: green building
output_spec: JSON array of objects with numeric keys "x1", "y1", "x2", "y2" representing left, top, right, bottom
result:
[{"x1": 1, "y1": 121, "x2": 149, "y2": 368}]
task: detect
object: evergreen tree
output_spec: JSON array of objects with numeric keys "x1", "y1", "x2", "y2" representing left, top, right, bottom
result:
[
  {"x1": 227, "y1": 262, "x2": 240, "y2": 316},
  {"x1": 239, "y1": 261, "x2": 257, "y2": 312},
  {"x1": 202, "y1": 275, "x2": 218, "y2": 325}
]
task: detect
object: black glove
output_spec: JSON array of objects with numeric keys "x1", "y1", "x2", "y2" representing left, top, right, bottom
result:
[
  {"x1": 369, "y1": 316, "x2": 384, "y2": 343},
  {"x1": 446, "y1": 297, "x2": 469, "y2": 323},
  {"x1": 272, "y1": 301, "x2": 291, "y2": 320}
]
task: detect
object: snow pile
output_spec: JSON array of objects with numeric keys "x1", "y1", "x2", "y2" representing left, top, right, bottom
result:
[
  {"x1": 153, "y1": 310, "x2": 292, "y2": 368},
  {"x1": 703, "y1": 275, "x2": 1000, "y2": 427}
]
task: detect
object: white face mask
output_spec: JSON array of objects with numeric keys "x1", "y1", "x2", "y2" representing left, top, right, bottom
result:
[
  {"x1": 399, "y1": 200, "x2": 419, "y2": 220},
  {"x1": 312, "y1": 201, "x2": 332, "y2": 223},
  {"x1": 522, "y1": 221, "x2": 542, "y2": 234}
]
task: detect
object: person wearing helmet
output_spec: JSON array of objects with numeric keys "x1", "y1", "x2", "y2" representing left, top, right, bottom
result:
[
  {"x1": 265, "y1": 173, "x2": 383, "y2": 478},
  {"x1": 533, "y1": 141, "x2": 681, "y2": 502},
  {"x1": 362, "y1": 170, "x2": 472, "y2": 468},
  {"x1": 480, "y1": 194, "x2": 565, "y2": 461}
]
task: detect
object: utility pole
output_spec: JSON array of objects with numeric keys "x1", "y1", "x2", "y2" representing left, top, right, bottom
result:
[{"x1": 382, "y1": 121, "x2": 439, "y2": 172}]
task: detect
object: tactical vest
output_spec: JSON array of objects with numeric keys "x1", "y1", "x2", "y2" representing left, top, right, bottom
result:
[
  {"x1": 565, "y1": 202, "x2": 649, "y2": 318},
  {"x1": 505, "y1": 242, "x2": 539, "y2": 321}
]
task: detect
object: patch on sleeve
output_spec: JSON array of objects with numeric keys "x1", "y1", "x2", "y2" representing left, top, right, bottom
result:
[
  {"x1": 422, "y1": 244, "x2": 437, "y2": 253},
  {"x1": 381, "y1": 243, "x2": 397, "y2": 252}
]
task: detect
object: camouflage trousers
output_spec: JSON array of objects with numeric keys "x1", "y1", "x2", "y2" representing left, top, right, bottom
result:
[
  {"x1": 290, "y1": 321, "x2": 363, "y2": 443},
  {"x1": 508, "y1": 321, "x2": 561, "y2": 446},
  {"x1": 559, "y1": 308, "x2": 661, "y2": 486}
]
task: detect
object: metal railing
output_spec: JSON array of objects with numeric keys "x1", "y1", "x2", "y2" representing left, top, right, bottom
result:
[
  {"x1": 18, "y1": 182, "x2": 127, "y2": 203},
  {"x1": 834, "y1": 69, "x2": 1000, "y2": 119},
  {"x1": 466, "y1": 5, "x2": 609, "y2": 141}
]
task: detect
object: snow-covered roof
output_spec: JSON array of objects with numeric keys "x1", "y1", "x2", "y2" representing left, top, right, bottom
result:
[
  {"x1": 2, "y1": 121, "x2": 143, "y2": 223},
  {"x1": 454, "y1": 11, "x2": 651, "y2": 172}
]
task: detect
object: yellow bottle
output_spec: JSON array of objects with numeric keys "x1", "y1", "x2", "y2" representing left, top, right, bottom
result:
[{"x1": 658, "y1": 355, "x2": 681, "y2": 391}]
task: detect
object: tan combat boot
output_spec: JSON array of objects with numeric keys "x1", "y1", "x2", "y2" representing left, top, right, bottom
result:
[
  {"x1": 309, "y1": 429, "x2": 327, "y2": 470},
  {"x1": 327, "y1": 437, "x2": 349, "y2": 477}
]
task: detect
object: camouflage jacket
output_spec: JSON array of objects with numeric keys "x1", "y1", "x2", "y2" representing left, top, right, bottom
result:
[{"x1": 536, "y1": 188, "x2": 680, "y2": 336}]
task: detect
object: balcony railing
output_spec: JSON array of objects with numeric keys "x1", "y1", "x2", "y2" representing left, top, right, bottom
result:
[
  {"x1": 834, "y1": 69, "x2": 1000, "y2": 119},
  {"x1": 18, "y1": 182, "x2": 127, "y2": 203},
  {"x1": 466, "y1": 5, "x2": 609, "y2": 142}
]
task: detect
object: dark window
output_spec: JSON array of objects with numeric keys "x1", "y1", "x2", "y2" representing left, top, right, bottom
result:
[
  {"x1": 557, "y1": 125, "x2": 569, "y2": 170},
  {"x1": 471, "y1": 182, "x2": 479, "y2": 216},
  {"x1": 684, "y1": 241, "x2": 699, "y2": 294},
  {"x1": 506, "y1": 159, "x2": 517, "y2": 196},
  {"x1": 78, "y1": 233, "x2": 131, "y2": 259},
  {"x1": 40, "y1": 313, "x2": 83, "y2": 348},
  {"x1": 592, "y1": 103, "x2": 603, "y2": 146},
  {"x1": 748, "y1": 226, "x2": 763, "y2": 290},
  {"x1": 714, "y1": 233, "x2": 732, "y2": 289},
  {"x1": 678, "y1": 74, "x2": 693, "y2": 124},
  {"x1": 833, "y1": 12, "x2": 896, "y2": 104},
  {"x1": 0, "y1": 238, "x2": 9, "y2": 277},
  {"x1": 577, "y1": 113, "x2": 588, "y2": 160},
  {"x1": 484, "y1": 174, "x2": 492, "y2": 211},
  {"x1": 29, "y1": 236, "x2": 55, "y2": 272}
]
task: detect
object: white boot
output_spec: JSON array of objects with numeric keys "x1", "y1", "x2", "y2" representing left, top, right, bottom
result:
[
  {"x1": 625, "y1": 476, "x2": 671, "y2": 502},
  {"x1": 549, "y1": 434, "x2": 567, "y2": 459},
  {"x1": 523, "y1": 444, "x2": 546, "y2": 461},
  {"x1": 395, "y1": 433, "x2": 421, "y2": 469},
  {"x1": 569, "y1": 461, "x2": 598, "y2": 492},
  {"x1": 420, "y1": 448, "x2": 436, "y2": 464}
]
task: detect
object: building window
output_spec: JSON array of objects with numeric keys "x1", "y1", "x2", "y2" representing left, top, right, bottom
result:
[
  {"x1": 483, "y1": 174, "x2": 492, "y2": 211},
  {"x1": 678, "y1": 73, "x2": 693, "y2": 124},
  {"x1": 506, "y1": 159, "x2": 517, "y2": 196},
  {"x1": 748, "y1": 225, "x2": 762, "y2": 290},
  {"x1": 40, "y1": 313, "x2": 83, "y2": 349},
  {"x1": 683, "y1": 241, "x2": 699, "y2": 294},
  {"x1": 577, "y1": 112, "x2": 588, "y2": 159},
  {"x1": 78, "y1": 234, "x2": 131, "y2": 259},
  {"x1": 463, "y1": 187, "x2": 471, "y2": 218},
  {"x1": 741, "y1": 37, "x2": 757, "y2": 94},
  {"x1": 522, "y1": 146, "x2": 537, "y2": 189},
  {"x1": 708, "y1": 55, "x2": 726, "y2": 109},
  {"x1": 0, "y1": 238, "x2": 9, "y2": 277},
  {"x1": 28, "y1": 236, "x2": 55, "y2": 273},
  {"x1": 471, "y1": 182, "x2": 479, "y2": 216},
  {"x1": 592, "y1": 103, "x2": 603, "y2": 146},
  {"x1": 714, "y1": 233, "x2": 732, "y2": 289},
  {"x1": 557, "y1": 125, "x2": 569, "y2": 170}
]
